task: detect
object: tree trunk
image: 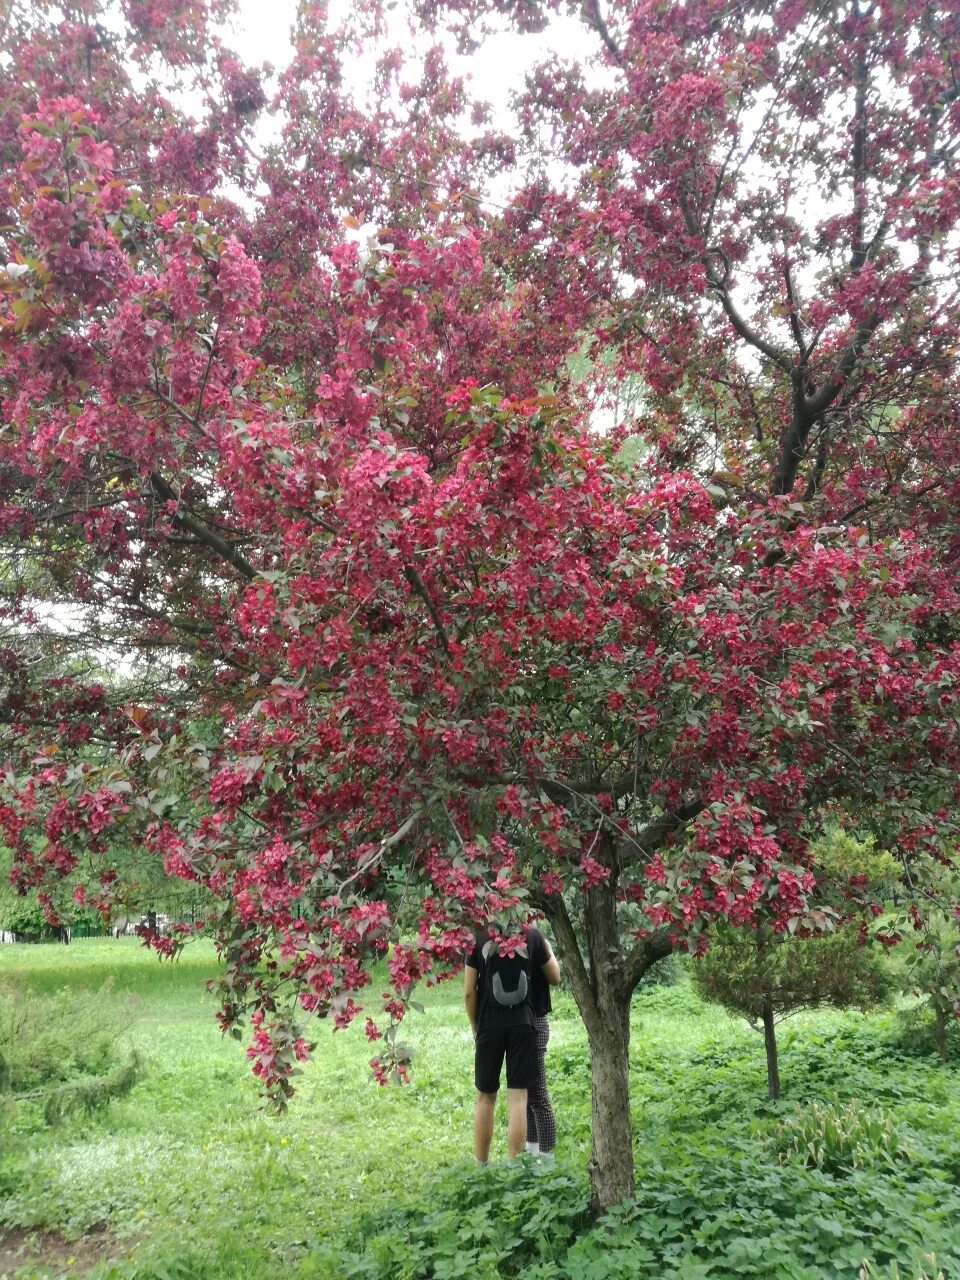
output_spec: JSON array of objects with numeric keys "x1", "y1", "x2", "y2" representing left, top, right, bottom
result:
[
  {"x1": 761, "y1": 994, "x2": 781, "y2": 1100},
  {"x1": 586, "y1": 1005, "x2": 633, "y2": 1213},
  {"x1": 537, "y1": 857, "x2": 640, "y2": 1212},
  {"x1": 934, "y1": 1003, "x2": 948, "y2": 1064}
]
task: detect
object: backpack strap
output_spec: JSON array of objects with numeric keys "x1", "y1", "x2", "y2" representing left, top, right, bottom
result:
[{"x1": 480, "y1": 936, "x2": 497, "y2": 1010}]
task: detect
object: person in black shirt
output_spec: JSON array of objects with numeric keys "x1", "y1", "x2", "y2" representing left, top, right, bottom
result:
[{"x1": 464, "y1": 922, "x2": 561, "y2": 1162}]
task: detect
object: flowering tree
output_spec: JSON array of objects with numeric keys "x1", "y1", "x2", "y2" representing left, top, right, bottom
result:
[{"x1": 1, "y1": 0, "x2": 960, "y2": 1210}]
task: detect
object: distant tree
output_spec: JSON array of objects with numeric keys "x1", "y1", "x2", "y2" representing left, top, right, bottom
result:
[
  {"x1": 898, "y1": 863, "x2": 960, "y2": 1063},
  {"x1": 694, "y1": 830, "x2": 899, "y2": 1097},
  {"x1": 0, "y1": 841, "x2": 202, "y2": 941},
  {"x1": 694, "y1": 923, "x2": 893, "y2": 1099}
]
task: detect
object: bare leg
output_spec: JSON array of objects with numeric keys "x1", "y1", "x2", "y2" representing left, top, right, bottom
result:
[
  {"x1": 506, "y1": 1087, "x2": 528, "y2": 1158},
  {"x1": 474, "y1": 1090, "x2": 496, "y2": 1162}
]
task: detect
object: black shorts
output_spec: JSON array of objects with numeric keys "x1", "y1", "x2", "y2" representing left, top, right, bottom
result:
[{"x1": 474, "y1": 1021, "x2": 536, "y2": 1093}]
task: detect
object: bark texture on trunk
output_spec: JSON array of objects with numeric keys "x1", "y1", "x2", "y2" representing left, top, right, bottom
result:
[
  {"x1": 586, "y1": 1010, "x2": 633, "y2": 1213},
  {"x1": 761, "y1": 994, "x2": 781, "y2": 1100},
  {"x1": 934, "y1": 1004, "x2": 948, "y2": 1064},
  {"x1": 538, "y1": 861, "x2": 644, "y2": 1212}
]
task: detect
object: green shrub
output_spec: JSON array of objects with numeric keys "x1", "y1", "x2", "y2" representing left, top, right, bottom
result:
[
  {"x1": 303, "y1": 1137, "x2": 960, "y2": 1280},
  {"x1": 302, "y1": 1160, "x2": 591, "y2": 1279},
  {"x1": 0, "y1": 979, "x2": 135, "y2": 1092},
  {"x1": 774, "y1": 1098, "x2": 905, "y2": 1174},
  {"x1": 693, "y1": 924, "x2": 895, "y2": 1026},
  {"x1": 40, "y1": 1053, "x2": 142, "y2": 1126},
  {"x1": 0, "y1": 893, "x2": 99, "y2": 937},
  {"x1": 776, "y1": 1020, "x2": 951, "y2": 1107},
  {"x1": 632, "y1": 979, "x2": 708, "y2": 1017},
  {"x1": 860, "y1": 1256, "x2": 946, "y2": 1280},
  {"x1": 0, "y1": 979, "x2": 141, "y2": 1127}
]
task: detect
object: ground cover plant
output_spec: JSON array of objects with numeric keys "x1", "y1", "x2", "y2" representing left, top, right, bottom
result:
[{"x1": 1, "y1": 939, "x2": 959, "y2": 1280}]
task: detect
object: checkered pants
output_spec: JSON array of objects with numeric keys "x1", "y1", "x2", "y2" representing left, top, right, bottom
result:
[{"x1": 526, "y1": 1015, "x2": 556, "y2": 1152}]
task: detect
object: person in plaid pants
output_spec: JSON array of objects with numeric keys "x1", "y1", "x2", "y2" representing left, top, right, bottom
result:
[
  {"x1": 526, "y1": 1012, "x2": 557, "y2": 1156},
  {"x1": 525, "y1": 935, "x2": 560, "y2": 1157}
]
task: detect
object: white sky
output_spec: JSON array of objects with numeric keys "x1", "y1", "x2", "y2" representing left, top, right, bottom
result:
[
  {"x1": 225, "y1": 0, "x2": 574, "y2": 96},
  {"x1": 228, "y1": 0, "x2": 300, "y2": 67},
  {"x1": 224, "y1": 0, "x2": 588, "y2": 152}
]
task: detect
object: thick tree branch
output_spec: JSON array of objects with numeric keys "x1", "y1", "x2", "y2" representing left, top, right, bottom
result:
[
  {"x1": 454, "y1": 767, "x2": 637, "y2": 803},
  {"x1": 616, "y1": 800, "x2": 704, "y2": 865},
  {"x1": 583, "y1": 0, "x2": 625, "y2": 67},
  {"x1": 850, "y1": 34, "x2": 869, "y2": 272},
  {"x1": 803, "y1": 310, "x2": 884, "y2": 421},
  {"x1": 337, "y1": 807, "x2": 427, "y2": 897},
  {"x1": 802, "y1": 428, "x2": 830, "y2": 501},
  {"x1": 148, "y1": 473, "x2": 256, "y2": 580},
  {"x1": 783, "y1": 256, "x2": 807, "y2": 357},
  {"x1": 620, "y1": 929, "x2": 674, "y2": 996},
  {"x1": 771, "y1": 368, "x2": 815, "y2": 498},
  {"x1": 704, "y1": 249, "x2": 793, "y2": 373},
  {"x1": 771, "y1": 305, "x2": 883, "y2": 498},
  {"x1": 403, "y1": 564, "x2": 450, "y2": 655},
  {"x1": 530, "y1": 883, "x2": 595, "y2": 1014},
  {"x1": 677, "y1": 186, "x2": 792, "y2": 372},
  {"x1": 123, "y1": 593, "x2": 215, "y2": 639}
]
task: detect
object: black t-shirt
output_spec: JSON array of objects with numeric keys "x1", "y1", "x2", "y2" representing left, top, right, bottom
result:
[{"x1": 467, "y1": 925, "x2": 553, "y2": 1025}]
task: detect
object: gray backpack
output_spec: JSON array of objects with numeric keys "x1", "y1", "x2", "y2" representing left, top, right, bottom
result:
[{"x1": 481, "y1": 935, "x2": 532, "y2": 1012}]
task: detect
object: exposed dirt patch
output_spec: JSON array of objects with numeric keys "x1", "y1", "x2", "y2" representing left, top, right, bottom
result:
[{"x1": 0, "y1": 1226, "x2": 126, "y2": 1279}]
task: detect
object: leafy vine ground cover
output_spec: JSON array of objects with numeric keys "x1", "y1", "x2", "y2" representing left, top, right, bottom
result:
[{"x1": 0, "y1": 940, "x2": 958, "y2": 1280}]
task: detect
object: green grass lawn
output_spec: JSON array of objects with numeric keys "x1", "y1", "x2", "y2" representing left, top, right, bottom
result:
[{"x1": 1, "y1": 939, "x2": 959, "y2": 1280}]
